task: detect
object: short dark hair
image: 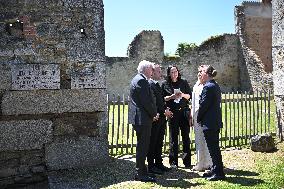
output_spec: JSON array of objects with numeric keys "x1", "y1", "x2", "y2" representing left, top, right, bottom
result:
[{"x1": 205, "y1": 65, "x2": 217, "y2": 77}]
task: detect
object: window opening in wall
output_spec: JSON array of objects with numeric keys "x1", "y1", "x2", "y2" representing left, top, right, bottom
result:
[{"x1": 5, "y1": 19, "x2": 24, "y2": 37}]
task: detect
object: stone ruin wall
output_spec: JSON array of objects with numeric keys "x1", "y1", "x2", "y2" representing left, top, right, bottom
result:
[
  {"x1": 106, "y1": 1, "x2": 276, "y2": 96},
  {"x1": 272, "y1": 0, "x2": 284, "y2": 140},
  {"x1": 0, "y1": 0, "x2": 108, "y2": 187},
  {"x1": 106, "y1": 32, "x2": 245, "y2": 96},
  {"x1": 106, "y1": 30, "x2": 164, "y2": 96},
  {"x1": 164, "y1": 34, "x2": 245, "y2": 92},
  {"x1": 127, "y1": 30, "x2": 164, "y2": 63},
  {"x1": 235, "y1": 1, "x2": 273, "y2": 92},
  {"x1": 242, "y1": 1, "x2": 272, "y2": 72},
  {"x1": 106, "y1": 1, "x2": 275, "y2": 96}
]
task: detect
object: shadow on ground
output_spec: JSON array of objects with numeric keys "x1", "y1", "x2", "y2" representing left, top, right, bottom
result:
[
  {"x1": 47, "y1": 156, "x2": 202, "y2": 189},
  {"x1": 224, "y1": 167, "x2": 264, "y2": 186}
]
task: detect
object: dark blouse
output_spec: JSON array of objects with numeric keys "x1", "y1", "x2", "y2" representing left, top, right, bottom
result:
[{"x1": 161, "y1": 79, "x2": 191, "y2": 111}]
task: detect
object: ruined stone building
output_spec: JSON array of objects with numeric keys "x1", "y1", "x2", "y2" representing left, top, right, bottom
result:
[
  {"x1": 0, "y1": 0, "x2": 283, "y2": 187},
  {"x1": 106, "y1": 1, "x2": 273, "y2": 96},
  {"x1": 0, "y1": 0, "x2": 108, "y2": 186},
  {"x1": 272, "y1": 0, "x2": 284, "y2": 141}
]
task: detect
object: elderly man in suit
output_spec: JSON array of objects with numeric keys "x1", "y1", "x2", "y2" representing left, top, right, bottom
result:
[
  {"x1": 147, "y1": 64, "x2": 172, "y2": 175},
  {"x1": 197, "y1": 65, "x2": 226, "y2": 181},
  {"x1": 128, "y1": 60, "x2": 159, "y2": 182}
]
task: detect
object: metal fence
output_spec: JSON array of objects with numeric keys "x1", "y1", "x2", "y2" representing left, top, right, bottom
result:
[{"x1": 107, "y1": 90, "x2": 277, "y2": 156}]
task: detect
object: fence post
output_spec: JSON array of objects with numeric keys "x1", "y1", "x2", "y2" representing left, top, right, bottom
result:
[
  {"x1": 224, "y1": 93, "x2": 228, "y2": 148},
  {"x1": 116, "y1": 95, "x2": 121, "y2": 155},
  {"x1": 111, "y1": 94, "x2": 115, "y2": 155},
  {"x1": 121, "y1": 94, "x2": 125, "y2": 154},
  {"x1": 245, "y1": 91, "x2": 248, "y2": 145},
  {"x1": 268, "y1": 90, "x2": 271, "y2": 133},
  {"x1": 126, "y1": 96, "x2": 130, "y2": 154},
  {"x1": 237, "y1": 91, "x2": 240, "y2": 146}
]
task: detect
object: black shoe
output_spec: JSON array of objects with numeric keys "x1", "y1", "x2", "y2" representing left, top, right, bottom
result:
[
  {"x1": 134, "y1": 174, "x2": 156, "y2": 182},
  {"x1": 157, "y1": 164, "x2": 171, "y2": 172},
  {"x1": 170, "y1": 163, "x2": 178, "y2": 169},
  {"x1": 184, "y1": 164, "x2": 192, "y2": 169},
  {"x1": 147, "y1": 173, "x2": 156, "y2": 178},
  {"x1": 148, "y1": 166, "x2": 164, "y2": 175},
  {"x1": 206, "y1": 174, "x2": 226, "y2": 181},
  {"x1": 202, "y1": 171, "x2": 214, "y2": 178}
]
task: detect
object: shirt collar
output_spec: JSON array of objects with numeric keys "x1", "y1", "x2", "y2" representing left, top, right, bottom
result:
[
  {"x1": 140, "y1": 73, "x2": 148, "y2": 80},
  {"x1": 150, "y1": 78, "x2": 159, "y2": 84}
]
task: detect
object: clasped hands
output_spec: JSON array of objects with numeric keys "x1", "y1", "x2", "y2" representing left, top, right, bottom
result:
[{"x1": 153, "y1": 107, "x2": 174, "y2": 122}]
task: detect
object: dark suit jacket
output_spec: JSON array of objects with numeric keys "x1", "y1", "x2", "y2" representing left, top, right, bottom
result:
[
  {"x1": 149, "y1": 80, "x2": 165, "y2": 117},
  {"x1": 197, "y1": 79, "x2": 222, "y2": 131},
  {"x1": 128, "y1": 74, "x2": 157, "y2": 127}
]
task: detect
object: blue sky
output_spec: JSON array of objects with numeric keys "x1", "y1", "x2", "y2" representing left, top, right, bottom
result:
[{"x1": 104, "y1": 0, "x2": 246, "y2": 57}]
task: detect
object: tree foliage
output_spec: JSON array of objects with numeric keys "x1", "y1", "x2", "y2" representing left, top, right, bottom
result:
[{"x1": 175, "y1": 42, "x2": 197, "y2": 57}]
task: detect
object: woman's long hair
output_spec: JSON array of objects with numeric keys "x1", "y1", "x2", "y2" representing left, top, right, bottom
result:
[{"x1": 166, "y1": 65, "x2": 182, "y2": 83}]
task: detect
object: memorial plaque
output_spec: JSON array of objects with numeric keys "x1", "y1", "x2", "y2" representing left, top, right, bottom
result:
[
  {"x1": 11, "y1": 64, "x2": 60, "y2": 90},
  {"x1": 71, "y1": 62, "x2": 105, "y2": 89}
]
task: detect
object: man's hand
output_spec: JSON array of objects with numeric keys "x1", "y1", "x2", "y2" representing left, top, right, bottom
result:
[{"x1": 153, "y1": 113, "x2": 160, "y2": 121}]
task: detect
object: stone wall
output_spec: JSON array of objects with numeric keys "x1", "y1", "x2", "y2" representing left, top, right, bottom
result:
[
  {"x1": 272, "y1": 0, "x2": 284, "y2": 140},
  {"x1": 164, "y1": 34, "x2": 245, "y2": 92},
  {"x1": 127, "y1": 30, "x2": 164, "y2": 63},
  {"x1": 235, "y1": 1, "x2": 273, "y2": 92},
  {"x1": 106, "y1": 32, "x2": 245, "y2": 96},
  {"x1": 106, "y1": 1, "x2": 276, "y2": 96},
  {"x1": 0, "y1": 0, "x2": 108, "y2": 187},
  {"x1": 106, "y1": 30, "x2": 164, "y2": 96}
]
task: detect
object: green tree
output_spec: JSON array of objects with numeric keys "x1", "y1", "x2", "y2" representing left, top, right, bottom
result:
[{"x1": 175, "y1": 42, "x2": 197, "y2": 56}]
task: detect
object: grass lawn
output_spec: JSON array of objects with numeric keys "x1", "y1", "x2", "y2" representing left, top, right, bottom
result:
[
  {"x1": 106, "y1": 142, "x2": 284, "y2": 189},
  {"x1": 54, "y1": 142, "x2": 284, "y2": 188}
]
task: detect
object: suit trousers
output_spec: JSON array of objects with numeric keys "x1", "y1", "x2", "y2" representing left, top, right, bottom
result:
[
  {"x1": 147, "y1": 116, "x2": 166, "y2": 168},
  {"x1": 168, "y1": 110, "x2": 191, "y2": 167},
  {"x1": 134, "y1": 124, "x2": 152, "y2": 176},
  {"x1": 203, "y1": 129, "x2": 225, "y2": 176}
]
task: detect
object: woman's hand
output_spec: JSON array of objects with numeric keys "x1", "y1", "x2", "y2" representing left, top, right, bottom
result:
[{"x1": 164, "y1": 108, "x2": 173, "y2": 118}]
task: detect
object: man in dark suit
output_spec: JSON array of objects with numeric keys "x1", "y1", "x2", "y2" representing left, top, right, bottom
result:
[
  {"x1": 128, "y1": 60, "x2": 159, "y2": 182},
  {"x1": 197, "y1": 65, "x2": 225, "y2": 181},
  {"x1": 147, "y1": 64, "x2": 172, "y2": 175}
]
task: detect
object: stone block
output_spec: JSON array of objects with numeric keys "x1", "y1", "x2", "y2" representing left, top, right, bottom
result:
[
  {"x1": 53, "y1": 113, "x2": 99, "y2": 137},
  {"x1": 45, "y1": 137, "x2": 109, "y2": 170},
  {"x1": 0, "y1": 168, "x2": 17, "y2": 178},
  {"x1": 272, "y1": 0, "x2": 284, "y2": 46},
  {"x1": 272, "y1": 46, "x2": 284, "y2": 96},
  {"x1": 0, "y1": 120, "x2": 53, "y2": 151},
  {"x1": 66, "y1": 38, "x2": 105, "y2": 62},
  {"x1": 0, "y1": 64, "x2": 11, "y2": 90},
  {"x1": 31, "y1": 165, "x2": 46, "y2": 173},
  {"x1": 251, "y1": 133, "x2": 276, "y2": 152},
  {"x1": 10, "y1": 64, "x2": 60, "y2": 90},
  {"x1": 1, "y1": 89, "x2": 107, "y2": 115},
  {"x1": 71, "y1": 62, "x2": 106, "y2": 89}
]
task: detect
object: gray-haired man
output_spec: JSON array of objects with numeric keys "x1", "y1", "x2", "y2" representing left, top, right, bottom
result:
[{"x1": 128, "y1": 60, "x2": 158, "y2": 182}]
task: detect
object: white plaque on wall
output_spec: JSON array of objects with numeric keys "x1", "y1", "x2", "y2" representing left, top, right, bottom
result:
[
  {"x1": 11, "y1": 64, "x2": 60, "y2": 90},
  {"x1": 71, "y1": 62, "x2": 105, "y2": 89}
]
